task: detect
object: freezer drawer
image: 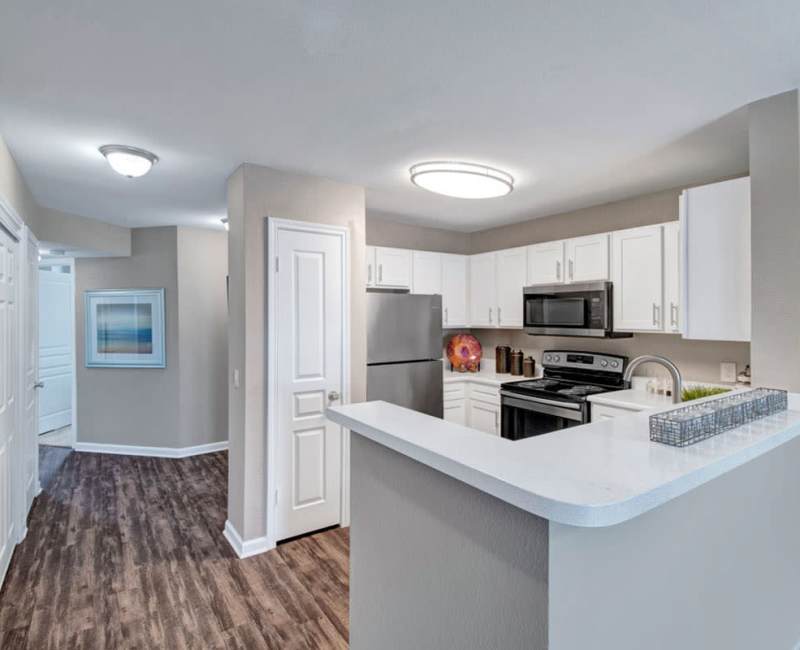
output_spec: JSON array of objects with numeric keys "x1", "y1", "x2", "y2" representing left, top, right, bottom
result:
[
  {"x1": 367, "y1": 292, "x2": 442, "y2": 364},
  {"x1": 367, "y1": 359, "x2": 443, "y2": 418}
]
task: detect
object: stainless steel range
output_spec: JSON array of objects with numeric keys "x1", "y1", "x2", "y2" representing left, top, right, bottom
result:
[{"x1": 500, "y1": 351, "x2": 628, "y2": 440}]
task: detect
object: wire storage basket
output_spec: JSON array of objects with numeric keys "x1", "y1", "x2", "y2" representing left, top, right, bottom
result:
[{"x1": 649, "y1": 388, "x2": 788, "y2": 447}]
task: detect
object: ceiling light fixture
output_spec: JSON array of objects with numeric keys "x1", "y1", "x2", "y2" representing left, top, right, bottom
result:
[
  {"x1": 99, "y1": 144, "x2": 159, "y2": 178},
  {"x1": 409, "y1": 161, "x2": 514, "y2": 199},
  {"x1": 221, "y1": 218, "x2": 229, "y2": 231}
]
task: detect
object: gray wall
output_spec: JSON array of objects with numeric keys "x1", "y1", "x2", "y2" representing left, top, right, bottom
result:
[
  {"x1": 177, "y1": 227, "x2": 229, "y2": 447},
  {"x1": 226, "y1": 163, "x2": 366, "y2": 541},
  {"x1": 0, "y1": 134, "x2": 40, "y2": 231},
  {"x1": 350, "y1": 434, "x2": 548, "y2": 650},
  {"x1": 749, "y1": 90, "x2": 800, "y2": 390},
  {"x1": 549, "y1": 433, "x2": 800, "y2": 650},
  {"x1": 76, "y1": 226, "x2": 228, "y2": 448},
  {"x1": 367, "y1": 210, "x2": 471, "y2": 253}
]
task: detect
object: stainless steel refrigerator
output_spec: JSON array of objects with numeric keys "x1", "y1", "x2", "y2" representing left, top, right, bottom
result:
[{"x1": 366, "y1": 291, "x2": 443, "y2": 418}]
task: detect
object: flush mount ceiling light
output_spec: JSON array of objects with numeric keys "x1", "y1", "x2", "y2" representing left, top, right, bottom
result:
[
  {"x1": 409, "y1": 161, "x2": 514, "y2": 199},
  {"x1": 99, "y1": 144, "x2": 159, "y2": 178}
]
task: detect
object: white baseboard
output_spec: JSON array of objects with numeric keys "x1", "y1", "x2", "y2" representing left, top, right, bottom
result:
[
  {"x1": 223, "y1": 520, "x2": 273, "y2": 559},
  {"x1": 73, "y1": 440, "x2": 228, "y2": 458}
]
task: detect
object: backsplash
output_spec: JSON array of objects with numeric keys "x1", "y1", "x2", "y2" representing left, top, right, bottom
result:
[{"x1": 444, "y1": 329, "x2": 750, "y2": 384}]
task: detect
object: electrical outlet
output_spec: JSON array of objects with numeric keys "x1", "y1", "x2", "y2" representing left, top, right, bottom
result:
[{"x1": 720, "y1": 362, "x2": 737, "y2": 383}]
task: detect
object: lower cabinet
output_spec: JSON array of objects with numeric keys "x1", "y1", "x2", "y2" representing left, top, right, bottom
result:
[
  {"x1": 590, "y1": 403, "x2": 640, "y2": 422},
  {"x1": 469, "y1": 399, "x2": 500, "y2": 436},
  {"x1": 443, "y1": 399, "x2": 467, "y2": 425},
  {"x1": 443, "y1": 381, "x2": 501, "y2": 435}
]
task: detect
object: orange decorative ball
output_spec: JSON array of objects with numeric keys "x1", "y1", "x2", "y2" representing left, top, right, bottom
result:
[{"x1": 446, "y1": 334, "x2": 482, "y2": 372}]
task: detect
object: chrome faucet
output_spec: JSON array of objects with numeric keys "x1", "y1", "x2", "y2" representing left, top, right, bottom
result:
[{"x1": 623, "y1": 355, "x2": 683, "y2": 403}]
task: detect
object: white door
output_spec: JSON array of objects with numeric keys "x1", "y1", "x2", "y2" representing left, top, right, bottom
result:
[
  {"x1": 365, "y1": 245, "x2": 376, "y2": 287},
  {"x1": 0, "y1": 225, "x2": 18, "y2": 580},
  {"x1": 495, "y1": 246, "x2": 527, "y2": 327},
  {"x1": 411, "y1": 251, "x2": 442, "y2": 295},
  {"x1": 469, "y1": 252, "x2": 496, "y2": 327},
  {"x1": 662, "y1": 222, "x2": 681, "y2": 333},
  {"x1": 38, "y1": 265, "x2": 72, "y2": 434},
  {"x1": 275, "y1": 224, "x2": 345, "y2": 541},
  {"x1": 441, "y1": 254, "x2": 468, "y2": 328},
  {"x1": 612, "y1": 225, "x2": 663, "y2": 331},
  {"x1": 22, "y1": 234, "x2": 40, "y2": 511},
  {"x1": 374, "y1": 247, "x2": 411, "y2": 288},
  {"x1": 566, "y1": 234, "x2": 609, "y2": 283},
  {"x1": 527, "y1": 241, "x2": 565, "y2": 285}
]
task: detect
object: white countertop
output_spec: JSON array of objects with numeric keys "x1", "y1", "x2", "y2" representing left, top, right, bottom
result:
[
  {"x1": 327, "y1": 395, "x2": 800, "y2": 528},
  {"x1": 588, "y1": 383, "x2": 747, "y2": 411},
  {"x1": 443, "y1": 367, "x2": 536, "y2": 387}
]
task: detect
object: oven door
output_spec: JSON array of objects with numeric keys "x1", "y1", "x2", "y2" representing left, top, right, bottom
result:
[
  {"x1": 500, "y1": 392, "x2": 585, "y2": 440},
  {"x1": 523, "y1": 281, "x2": 612, "y2": 337}
]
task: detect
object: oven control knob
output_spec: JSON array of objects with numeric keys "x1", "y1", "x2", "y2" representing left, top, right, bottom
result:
[
  {"x1": 600, "y1": 360, "x2": 608, "y2": 367},
  {"x1": 544, "y1": 354, "x2": 552, "y2": 363},
  {"x1": 610, "y1": 360, "x2": 619, "y2": 368},
  {"x1": 553, "y1": 355, "x2": 560, "y2": 362}
]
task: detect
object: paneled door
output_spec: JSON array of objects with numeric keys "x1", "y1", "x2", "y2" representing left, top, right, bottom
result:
[
  {"x1": 274, "y1": 222, "x2": 346, "y2": 542},
  {"x1": 611, "y1": 225, "x2": 664, "y2": 331},
  {"x1": 23, "y1": 233, "x2": 40, "y2": 511},
  {"x1": 37, "y1": 265, "x2": 72, "y2": 434},
  {"x1": 0, "y1": 225, "x2": 18, "y2": 582}
]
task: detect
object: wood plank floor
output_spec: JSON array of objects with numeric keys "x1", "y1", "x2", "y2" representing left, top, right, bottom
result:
[{"x1": 0, "y1": 448, "x2": 350, "y2": 649}]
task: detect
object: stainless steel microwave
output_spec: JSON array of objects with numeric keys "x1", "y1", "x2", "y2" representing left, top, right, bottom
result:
[{"x1": 523, "y1": 280, "x2": 632, "y2": 338}]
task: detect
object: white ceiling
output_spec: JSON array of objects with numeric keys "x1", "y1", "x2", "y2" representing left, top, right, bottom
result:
[{"x1": 1, "y1": 1, "x2": 798, "y2": 232}]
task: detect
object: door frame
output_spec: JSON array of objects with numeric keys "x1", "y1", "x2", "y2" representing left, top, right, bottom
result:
[
  {"x1": 38, "y1": 256, "x2": 77, "y2": 447},
  {"x1": 265, "y1": 217, "x2": 351, "y2": 549}
]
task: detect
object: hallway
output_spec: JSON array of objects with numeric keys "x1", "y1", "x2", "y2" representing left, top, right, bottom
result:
[{"x1": 0, "y1": 449, "x2": 349, "y2": 649}]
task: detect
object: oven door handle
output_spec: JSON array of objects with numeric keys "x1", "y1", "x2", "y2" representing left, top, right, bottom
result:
[{"x1": 499, "y1": 391, "x2": 583, "y2": 411}]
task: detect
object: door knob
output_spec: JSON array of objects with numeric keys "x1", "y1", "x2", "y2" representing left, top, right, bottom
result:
[
  {"x1": 33, "y1": 382, "x2": 45, "y2": 389},
  {"x1": 328, "y1": 390, "x2": 340, "y2": 402}
]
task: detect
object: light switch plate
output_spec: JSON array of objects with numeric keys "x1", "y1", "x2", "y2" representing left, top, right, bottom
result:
[{"x1": 720, "y1": 362, "x2": 737, "y2": 383}]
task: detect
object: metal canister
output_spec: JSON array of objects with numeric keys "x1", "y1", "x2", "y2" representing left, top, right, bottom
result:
[
  {"x1": 523, "y1": 356, "x2": 536, "y2": 377},
  {"x1": 510, "y1": 349, "x2": 524, "y2": 376},
  {"x1": 495, "y1": 345, "x2": 511, "y2": 374}
]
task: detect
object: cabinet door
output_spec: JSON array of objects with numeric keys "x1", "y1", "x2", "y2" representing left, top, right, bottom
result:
[
  {"x1": 366, "y1": 246, "x2": 376, "y2": 287},
  {"x1": 566, "y1": 234, "x2": 609, "y2": 283},
  {"x1": 662, "y1": 222, "x2": 681, "y2": 333},
  {"x1": 441, "y1": 254, "x2": 469, "y2": 328},
  {"x1": 411, "y1": 251, "x2": 442, "y2": 295},
  {"x1": 375, "y1": 247, "x2": 411, "y2": 288},
  {"x1": 469, "y1": 399, "x2": 500, "y2": 435},
  {"x1": 495, "y1": 246, "x2": 527, "y2": 327},
  {"x1": 527, "y1": 241, "x2": 565, "y2": 285},
  {"x1": 469, "y1": 252, "x2": 497, "y2": 327},
  {"x1": 443, "y1": 399, "x2": 467, "y2": 425},
  {"x1": 611, "y1": 225, "x2": 663, "y2": 331},
  {"x1": 590, "y1": 403, "x2": 638, "y2": 422}
]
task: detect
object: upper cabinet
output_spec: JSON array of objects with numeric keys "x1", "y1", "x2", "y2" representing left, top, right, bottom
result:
[
  {"x1": 469, "y1": 252, "x2": 497, "y2": 327},
  {"x1": 411, "y1": 251, "x2": 442, "y2": 295},
  {"x1": 374, "y1": 246, "x2": 411, "y2": 289},
  {"x1": 611, "y1": 225, "x2": 664, "y2": 331},
  {"x1": 366, "y1": 245, "x2": 376, "y2": 287},
  {"x1": 565, "y1": 234, "x2": 609, "y2": 283},
  {"x1": 495, "y1": 246, "x2": 527, "y2": 327},
  {"x1": 441, "y1": 254, "x2": 469, "y2": 328},
  {"x1": 680, "y1": 177, "x2": 751, "y2": 342},
  {"x1": 527, "y1": 241, "x2": 564, "y2": 285}
]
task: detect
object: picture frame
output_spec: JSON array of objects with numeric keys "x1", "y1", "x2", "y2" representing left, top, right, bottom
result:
[{"x1": 84, "y1": 288, "x2": 166, "y2": 368}]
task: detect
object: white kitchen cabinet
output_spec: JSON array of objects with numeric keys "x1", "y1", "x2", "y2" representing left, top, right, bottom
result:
[
  {"x1": 590, "y1": 403, "x2": 639, "y2": 422},
  {"x1": 527, "y1": 241, "x2": 565, "y2": 285},
  {"x1": 662, "y1": 222, "x2": 681, "y2": 333},
  {"x1": 469, "y1": 400, "x2": 500, "y2": 435},
  {"x1": 565, "y1": 234, "x2": 609, "y2": 283},
  {"x1": 374, "y1": 247, "x2": 411, "y2": 288},
  {"x1": 441, "y1": 254, "x2": 469, "y2": 328},
  {"x1": 411, "y1": 250, "x2": 442, "y2": 295},
  {"x1": 366, "y1": 245, "x2": 376, "y2": 287},
  {"x1": 469, "y1": 252, "x2": 497, "y2": 327},
  {"x1": 612, "y1": 225, "x2": 664, "y2": 331},
  {"x1": 680, "y1": 177, "x2": 751, "y2": 341},
  {"x1": 495, "y1": 246, "x2": 527, "y2": 327},
  {"x1": 443, "y1": 399, "x2": 467, "y2": 425}
]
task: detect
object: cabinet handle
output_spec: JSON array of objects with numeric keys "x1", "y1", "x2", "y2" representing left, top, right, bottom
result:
[
  {"x1": 652, "y1": 303, "x2": 660, "y2": 327},
  {"x1": 556, "y1": 260, "x2": 561, "y2": 281},
  {"x1": 494, "y1": 409, "x2": 499, "y2": 433},
  {"x1": 497, "y1": 306, "x2": 502, "y2": 324},
  {"x1": 488, "y1": 307, "x2": 493, "y2": 323},
  {"x1": 378, "y1": 264, "x2": 383, "y2": 282},
  {"x1": 368, "y1": 264, "x2": 372, "y2": 284},
  {"x1": 444, "y1": 307, "x2": 448, "y2": 324},
  {"x1": 569, "y1": 259, "x2": 574, "y2": 281},
  {"x1": 670, "y1": 303, "x2": 678, "y2": 328}
]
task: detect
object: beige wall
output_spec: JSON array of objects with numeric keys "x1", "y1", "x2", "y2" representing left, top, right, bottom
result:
[
  {"x1": 227, "y1": 163, "x2": 366, "y2": 541},
  {"x1": 76, "y1": 226, "x2": 228, "y2": 448},
  {"x1": 0, "y1": 134, "x2": 41, "y2": 232},
  {"x1": 177, "y1": 227, "x2": 229, "y2": 446},
  {"x1": 749, "y1": 90, "x2": 800, "y2": 390},
  {"x1": 367, "y1": 210, "x2": 471, "y2": 253}
]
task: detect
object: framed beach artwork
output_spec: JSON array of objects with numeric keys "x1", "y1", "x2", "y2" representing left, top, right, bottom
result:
[{"x1": 85, "y1": 289, "x2": 166, "y2": 368}]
